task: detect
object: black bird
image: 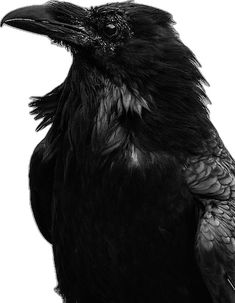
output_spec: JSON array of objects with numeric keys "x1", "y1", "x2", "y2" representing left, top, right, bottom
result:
[{"x1": 2, "y1": 1, "x2": 235, "y2": 302}]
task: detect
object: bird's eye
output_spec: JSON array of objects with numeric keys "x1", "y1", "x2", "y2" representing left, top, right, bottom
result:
[{"x1": 104, "y1": 23, "x2": 118, "y2": 38}]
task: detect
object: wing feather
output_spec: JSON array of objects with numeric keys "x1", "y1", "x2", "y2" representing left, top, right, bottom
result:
[
  {"x1": 184, "y1": 129, "x2": 235, "y2": 302},
  {"x1": 29, "y1": 139, "x2": 56, "y2": 243}
]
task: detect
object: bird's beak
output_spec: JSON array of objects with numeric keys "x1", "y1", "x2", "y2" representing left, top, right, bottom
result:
[{"x1": 1, "y1": 3, "x2": 90, "y2": 47}]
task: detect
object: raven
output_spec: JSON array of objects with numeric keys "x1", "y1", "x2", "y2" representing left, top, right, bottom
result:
[{"x1": 1, "y1": 1, "x2": 235, "y2": 302}]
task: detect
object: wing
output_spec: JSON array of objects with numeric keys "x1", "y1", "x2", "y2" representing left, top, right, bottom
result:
[
  {"x1": 29, "y1": 139, "x2": 56, "y2": 243},
  {"x1": 184, "y1": 129, "x2": 235, "y2": 302}
]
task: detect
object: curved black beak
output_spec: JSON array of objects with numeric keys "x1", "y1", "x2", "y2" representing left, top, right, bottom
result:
[{"x1": 1, "y1": 3, "x2": 90, "y2": 47}]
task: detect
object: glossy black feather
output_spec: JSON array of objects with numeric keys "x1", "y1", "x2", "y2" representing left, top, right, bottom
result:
[
  {"x1": 29, "y1": 83, "x2": 64, "y2": 131},
  {"x1": 29, "y1": 139, "x2": 56, "y2": 243}
]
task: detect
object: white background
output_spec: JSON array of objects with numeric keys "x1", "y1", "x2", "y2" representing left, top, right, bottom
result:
[{"x1": 0, "y1": 0, "x2": 234, "y2": 302}]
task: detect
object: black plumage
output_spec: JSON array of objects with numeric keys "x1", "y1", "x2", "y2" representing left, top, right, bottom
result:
[{"x1": 2, "y1": 1, "x2": 235, "y2": 302}]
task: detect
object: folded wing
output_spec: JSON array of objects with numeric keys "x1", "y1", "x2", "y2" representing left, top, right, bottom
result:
[{"x1": 185, "y1": 129, "x2": 235, "y2": 302}]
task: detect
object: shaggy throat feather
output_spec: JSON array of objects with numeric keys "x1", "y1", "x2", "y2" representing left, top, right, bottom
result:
[{"x1": 91, "y1": 80, "x2": 150, "y2": 158}]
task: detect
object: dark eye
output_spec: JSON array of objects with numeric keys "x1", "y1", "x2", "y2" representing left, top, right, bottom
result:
[{"x1": 104, "y1": 23, "x2": 118, "y2": 38}]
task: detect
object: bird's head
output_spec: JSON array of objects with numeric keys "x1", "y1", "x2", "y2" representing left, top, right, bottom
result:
[
  {"x1": 1, "y1": 1, "x2": 212, "y2": 157},
  {"x1": 1, "y1": 1, "x2": 126, "y2": 56},
  {"x1": 1, "y1": 1, "x2": 179, "y2": 74}
]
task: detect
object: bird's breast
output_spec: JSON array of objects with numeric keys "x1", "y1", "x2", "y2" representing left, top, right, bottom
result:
[{"x1": 52, "y1": 149, "x2": 206, "y2": 302}]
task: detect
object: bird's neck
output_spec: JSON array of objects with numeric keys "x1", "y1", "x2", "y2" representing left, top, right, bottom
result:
[
  {"x1": 44, "y1": 61, "x2": 213, "y2": 164},
  {"x1": 58, "y1": 65, "x2": 149, "y2": 166}
]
